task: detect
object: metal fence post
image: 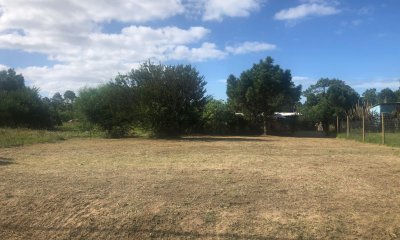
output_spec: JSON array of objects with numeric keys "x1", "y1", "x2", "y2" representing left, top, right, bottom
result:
[{"x1": 346, "y1": 115, "x2": 349, "y2": 138}]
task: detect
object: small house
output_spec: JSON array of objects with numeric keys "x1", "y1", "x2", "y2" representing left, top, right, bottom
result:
[{"x1": 370, "y1": 102, "x2": 400, "y2": 116}]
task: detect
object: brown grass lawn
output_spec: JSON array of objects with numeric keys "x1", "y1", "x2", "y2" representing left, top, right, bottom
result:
[{"x1": 1, "y1": 136, "x2": 400, "y2": 239}]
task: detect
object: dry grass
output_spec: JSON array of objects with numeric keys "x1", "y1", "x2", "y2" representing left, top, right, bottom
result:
[{"x1": 1, "y1": 136, "x2": 400, "y2": 239}]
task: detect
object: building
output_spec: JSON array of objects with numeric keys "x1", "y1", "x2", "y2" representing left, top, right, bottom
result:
[
  {"x1": 370, "y1": 102, "x2": 400, "y2": 116},
  {"x1": 273, "y1": 112, "x2": 302, "y2": 119}
]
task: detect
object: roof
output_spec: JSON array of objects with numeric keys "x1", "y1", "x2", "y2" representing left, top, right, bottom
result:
[
  {"x1": 274, "y1": 112, "x2": 302, "y2": 118},
  {"x1": 371, "y1": 102, "x2": 400, "y2": 108}
]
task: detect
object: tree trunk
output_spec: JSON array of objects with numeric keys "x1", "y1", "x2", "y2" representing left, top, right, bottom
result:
[
  {"x1": 263, "y1": 113, "x2": 267, "y2": 135},
  {"x1": 323, "y1": 120, "x2": 329, "y2": 136}
]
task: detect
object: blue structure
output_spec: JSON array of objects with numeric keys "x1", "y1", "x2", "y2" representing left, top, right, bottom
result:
[{"x1": 370, "y1": 103, "x2": 400, "y2": 116}]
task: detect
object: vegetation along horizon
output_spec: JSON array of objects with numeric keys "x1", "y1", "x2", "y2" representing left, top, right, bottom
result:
[{"x1": 1, "y1": 56, "x2": 400, "y2": 239}]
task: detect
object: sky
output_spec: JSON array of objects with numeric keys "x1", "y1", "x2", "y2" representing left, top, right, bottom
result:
[{"x1": 0, "y1": 0, "x2": 399, "y2": 100}]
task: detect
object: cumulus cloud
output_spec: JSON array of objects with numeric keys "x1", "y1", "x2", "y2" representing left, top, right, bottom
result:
[
  {"x1": 0, "y1": 0, "x2": 184, "y2": 28},
  {"x1": 225, "y1": 41, "x2": 276, "y2": 55},
  {"x1": 292, "y1": 76, "x2": 315, "y2": 89},
  {"x1": 274, "y1": 1, "x2": 340, "y2": 21},
  {"x1": 353, "y1": 79, "x2": 400, "y2": 91},
  {"x1": 0, "y1": 64, "x2": 9, "y2": 70},
  {"x1": 358, "y1": 6, "x2": 374, "y2": 15},
  {"x1": 292, "y1": 76, "x2": 314, "y2": 82},
  {"x1": 170, "y1": 43, "x2": 227, "y2": 61},
  {"x1": 0, "y1": 0, "x2": 273, "y2": 95},
  {"x1": 217, "y1": 79, "x2": 227, "y2": 83},
  {"x1": 19, "y1": 62, "x2": 133, "y2": 95},
  {"x1": 202, "y1": 0, "x2": 261, "y2": 21},
  {"x1": 0, "y1": 24, "x2": 219, "y2": 94}
]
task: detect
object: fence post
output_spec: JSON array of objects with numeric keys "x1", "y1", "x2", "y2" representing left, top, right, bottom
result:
[
  {"x1": 337, "y1": 116, "x2": 339, "y2": 134},
  {"x1": 362, "y1": 113, "x2": 365, "y2": 142},
  {"x1": 382, "y1": 113, "x2": 385, "y2": 145},
  {"x1": 346, "y1": 115, "x2": 349, "y2": 138}
]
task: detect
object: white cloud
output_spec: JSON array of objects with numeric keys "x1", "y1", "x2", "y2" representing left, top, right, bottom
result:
[
  {"x1": 293, "y1": 76, "x2": 314, "y2": 82},
  {"x1": 353, "y1": 79, "x2": 400, "y2": 91},
  {"x1": 0, "y1": 0, "x2": 184, "y2": 29},
  {"x1": 170, "y1": 42, "x2": 227, "y2": 61},
  {"x1": 225, "y1": 41, "x2": 276, "y2": 55},
  {"x1": 73, "y1": 0, "x2": 184, "y2": 23},
  {"x1": 0, "y1": 0, "x2": 273, "y2": 95},
  {"x1": 358, "y1": 6, "x2": 374, "y2": 15},
  {"x1": 201, "y1": 0, "x2": 261, "y2": 21},
  {"x1": 19, "y1": 62, "x2": 132, "y2": 95},
  {"x1": 217, "y1": 79, "x2": 227, "y2": 84},
  {"x1": 0, "y1": 64, "x2": 9, "y2": 70},
  {"x1": 292, "y1": 76, "x2": 315, "y2": 89},
  {"x1": 274, "y1": 2, "x2": 340, "y2": 21},
  {"x1": 0, "y1": 24, "x2": 219, "y2": 94},
  {"x1": 351, "y1": 19, "x2": 363, "y2": 26}
]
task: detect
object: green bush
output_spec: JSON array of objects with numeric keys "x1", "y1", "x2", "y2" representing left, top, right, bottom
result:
[
  {"x1": 0, "y1": 69, "x2": 58, "y2": 129},
  {"x1": 202, "y1": 99, "x2": 236, "y2": 134}
]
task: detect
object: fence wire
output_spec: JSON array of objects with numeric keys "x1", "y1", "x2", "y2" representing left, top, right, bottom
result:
[{"x1": 339, "y1": 115, "x2": 400, "y2": 147}]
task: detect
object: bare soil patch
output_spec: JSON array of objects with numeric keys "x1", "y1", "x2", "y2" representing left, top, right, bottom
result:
[{"x1": 1, "y1": 136, "x2": 400, "y2": 239}]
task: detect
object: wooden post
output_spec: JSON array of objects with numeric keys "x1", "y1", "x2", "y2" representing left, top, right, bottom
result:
[
  {"x1": 346, "y1": 115, "x2": 349, "y2": 138},
  {"x1": 362, "y1": 113, "x2": 365, "y2": 142},
  {"x1": 336, "y1": 116, "x2": 339, "y2": 135},
  {"x1": 382, "y1": 113, "x2": 385, "y2": 145},
  {"x1": 262, "y1": 112, "x2": 267, "y2": 135}
]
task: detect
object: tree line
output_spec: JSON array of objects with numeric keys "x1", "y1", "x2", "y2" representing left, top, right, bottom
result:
[{"x1": 1, "y1": 58, "x2": 399, "y2": 137}]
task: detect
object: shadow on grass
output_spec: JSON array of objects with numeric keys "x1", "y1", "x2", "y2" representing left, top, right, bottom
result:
[
  {"x1": 0, "y1": 157, "x2": 15, "y2": 166},
  {"x1": 0, "y1": 224, "x2": 277, "y2": 240},
  {"x1": 270, "y1": 131, "x2": 337, "y2": 139},
  {"x1": 180, "y1": 136, "x2": 273, "y2": 142}
]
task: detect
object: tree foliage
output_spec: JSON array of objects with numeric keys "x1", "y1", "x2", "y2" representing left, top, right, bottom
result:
[
  {"x1": 361, "y1": 88, "x2": 378, "y2": 106},
  {"x1": 202, "y1": 99, "x2": 236, "y2": 134},
  {"x1": 226, "y1": 57, "x2": 301, "y2": 134},
  {"x1": 0, "y1": 69, "x2": 57, "y2": 128},
  {"x1": 0, "y1": 69, "x2": 25, "y2": 91},
  {"x1": 75, "y1": 83, "x2": 135, "y2": 137},
  {"x1": 125, "y1": 62, "x2": 207, "y2": 136},
  {"x1": 378, "y1": 88, "x2": 397, "y2": 104},
  {"x1": 396, "y1": 88, "x2": 400, "y2": 102},
  {"x1": 302, "y1": 78, "x2": 359, "y2": 131},
  {"x1": 49, "y1": 90, "x2": 78, "y2": 122},
  {"x1": 63, "y1": 90, "x2": 76, "y2": 104},
  {"x1": 75, "y1": 62, "x2": 207, "y2": 137}
]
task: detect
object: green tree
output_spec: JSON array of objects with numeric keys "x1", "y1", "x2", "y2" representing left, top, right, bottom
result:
[
  {"x1": 0, "y1": 69, "x2": 24, "y2": 91},
  {"x1": 226, "y1": 57, "x2": 301, "y2": 134},
  {"x1": 63, "y1": 90, "x2": 76, "y2": 104},
  {"x1": 202, "y1": 99, "x2": 236, "y2": 134},
  {"x1": 48, "y1": 90, "x2": 78, "y2": 122},
  {"x1": 361, "y1": 88, "x2": 378, "y2": 106},
  {"x1": 396, "y1": 88, "x2": 400, "y2": 102},
  {"x1": 75, "y1": 83, "x2": 135, "y2": 137},
  {"x1": 76, "y1": 62, "x2": 206, "y2": 137},
  {"x1": 51, "y1": 92, "x2": 64, "y2": 105},
  {"x1": 62, "y1": 90, "x2": 77, "y2": 121},
  {"x1": 126, "y1": 61, "x2": 207, "y2": 136},
  {"x1": 303, "y1": 78, "x2": 359, "y2": 133},
  {"x1": 0, "y1": 69, "x2": 57, "y2": 128},
  {"x1": 378, "y1": 88, "x2": 397, "y2": 103}
]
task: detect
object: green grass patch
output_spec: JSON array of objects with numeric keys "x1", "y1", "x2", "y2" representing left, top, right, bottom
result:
[
  {"x1": 337, "y1": 131, "x2": 400, "y2": 147},
  {"x1": 0, "y1": 124, "x2": 105, "y2": 148}
]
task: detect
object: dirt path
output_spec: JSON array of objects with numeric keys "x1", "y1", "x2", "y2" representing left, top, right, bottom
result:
[{"x1": 1, "y1": 136, "x2": 400, "y2": 239}]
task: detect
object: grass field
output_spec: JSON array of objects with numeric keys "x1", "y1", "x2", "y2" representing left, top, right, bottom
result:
[
  {"x1": 338, "y1": 132, "x2": 400, "y2": 148},
  {"x1": 0, "y1": 126, "x2": 103, "y2": 148},
  {"x1": 1, "y1": 136, "x2": 400, "y2": 239}
]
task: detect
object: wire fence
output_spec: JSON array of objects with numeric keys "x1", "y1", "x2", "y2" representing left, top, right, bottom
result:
[{"x1": 338, "y1": 114, "x2": 400, "y2": 147}]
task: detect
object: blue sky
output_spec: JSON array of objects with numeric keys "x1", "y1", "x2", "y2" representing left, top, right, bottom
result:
[{"x1": 0, "y1": 0, "x2": 399, "y2": 99}]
